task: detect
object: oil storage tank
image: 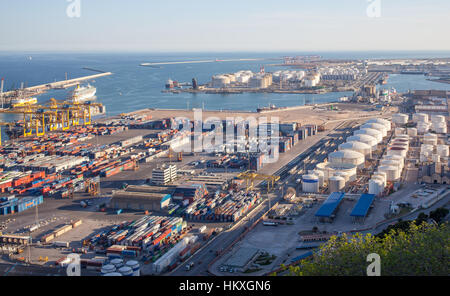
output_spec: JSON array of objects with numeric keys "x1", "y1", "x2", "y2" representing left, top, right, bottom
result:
[
  {"x1": 338, "y1": 141, "x2": 372, "y2": 157},
  {"x1": 354, "y1": 128, "x2": 382, "y2": 143},
  {"x1": 366, "y1": 118, "x2": 391, "y2": 131},
  {"x1": 392, "y1": 114, "x2": 409, "y2": 126},
  {"x1": 378, "y1": 165, "x2": 400, "y2": 181},
  {"x1": 328, "y1": 176, "x2": 345, "y2": 193},
  {"x1": 361, "y1": 123, "x2": 387, "y2": 137},
  {"x1": 302, "y1": 174, "x2": 319, "y2": 193},
  {"x1": 347, "y1": 134, "x2": 378, "y2": 150},
  {"x1": 328, "y1": 149, "x2": 365, "y2": 168}
]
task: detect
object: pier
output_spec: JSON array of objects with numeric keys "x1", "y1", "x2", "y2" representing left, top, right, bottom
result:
[{"x1": 0, "y1": 72, "x2": 113, "y2": 104}]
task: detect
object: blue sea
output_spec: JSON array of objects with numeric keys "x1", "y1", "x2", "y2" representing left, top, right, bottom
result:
[{"x1": 0, "y1": 51, "x2": 449, "y2": 119}]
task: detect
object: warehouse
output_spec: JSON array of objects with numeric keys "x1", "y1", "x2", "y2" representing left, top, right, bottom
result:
[
  {"x1": 110, "y1": 189, "x2": 172, "y2": 212},
  {"x1": 223, "y1": 247, "x2": 261, "y2": 272}
]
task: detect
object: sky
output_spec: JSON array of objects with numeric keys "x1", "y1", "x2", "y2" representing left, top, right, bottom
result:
[{"x1": 0, "y1": 0, "x2": 449, "y2": 52}]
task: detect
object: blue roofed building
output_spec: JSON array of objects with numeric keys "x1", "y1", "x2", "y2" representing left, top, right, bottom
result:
[
  {"x1": 350, "y1": 193, "x2": 375, "y2": 223},
  {"x1": 314, "y1": 192, "x2": 345, "y2": 222}
]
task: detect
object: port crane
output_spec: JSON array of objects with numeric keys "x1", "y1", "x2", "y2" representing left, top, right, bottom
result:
[
  {"x1": 0, "y1": 98, "x2": 104, "y2": 139},
  {"x1": 236, "y1": 170, "x2": 280, "y2": 193}
]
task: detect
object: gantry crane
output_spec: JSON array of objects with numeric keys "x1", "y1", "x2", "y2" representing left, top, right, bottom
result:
[{"x1": 236, "y1": 170, "x2": 280, "y2": 192}]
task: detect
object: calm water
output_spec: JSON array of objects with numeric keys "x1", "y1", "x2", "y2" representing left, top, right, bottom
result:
[{"x1": 0, "y1": 51, "x2": 449, "y2": 118}]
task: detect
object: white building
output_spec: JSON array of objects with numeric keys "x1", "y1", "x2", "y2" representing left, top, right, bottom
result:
[{"x1": 152, "y1": 164, "x2": 177, "y2": 185}]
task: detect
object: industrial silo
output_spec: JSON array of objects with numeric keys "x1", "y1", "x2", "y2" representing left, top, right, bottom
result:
[
  {"x1": 436, "y1": 145, "x2": 449, "y2": 158},
  {"x1": 369, "y1": 179, "x2": 384, "y2": 196},
  {"x1": 423, "y1": 133, "x2": 438, "y2": 145},
  {"x1": 387, "y1": 146, "x2": 407, "y2": 158},
  {"x1": 413, "y1": 113, "x2": 429, "y2": 123},
  {"x1": 407, "y1": 128, "x2": 418, "y2": 137}
]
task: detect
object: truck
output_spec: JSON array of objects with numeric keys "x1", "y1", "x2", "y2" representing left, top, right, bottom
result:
[{"x1": 54, "y1": 241, "x2": 69, "y2": 248}]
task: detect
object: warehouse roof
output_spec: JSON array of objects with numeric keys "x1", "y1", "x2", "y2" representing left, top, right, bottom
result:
[
  {"x1": 315, "y1": 192, "x2": 345, "y2": 217},
  {"x1": 350, "y1": 193, "x2": 375, "y2": 217}
]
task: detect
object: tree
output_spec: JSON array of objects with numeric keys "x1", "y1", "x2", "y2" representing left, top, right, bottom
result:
[
  {"x1": 429, "y1": 208, "x2": 449, "y2": 224},
  {"x1": 285, "y1": 222, "x2": 449, "y2": 276}
]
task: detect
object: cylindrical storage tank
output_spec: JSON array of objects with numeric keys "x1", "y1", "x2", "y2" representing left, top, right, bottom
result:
[
  {"x1": 369, "y1": 179, "x2": 384, "y2": 196},
  {"x1": 338, "y1": 141, "x2": 372, "y2": 157},
  {"x1": 389, "y1": 142, "x2": 409, "y2": 151},
  {"x1": 378, "y1": 165, "x2": 400, "y2": 181},
  {"x1": 101, "y1": 264, "x2": 116, "y2": 275},
  {"x1": 436, "y1": 145, "x2": 449, "y2": 157},
  {"x1": 328, "y1": 176, "x2": 345, "y2": 193},
  {"x1": 125, "y1": 260, "x2": 141, "y2": 276},
  {"x1": 395, "y1": 134, "x2": 410, "y2": 140},
  {"x1": 380, "y1": 159, "x2": 402, "y2": 171},
  {"x1": 373, "y1": 171, "x2": 387, "y2": 186},
  {"x1": 413, "y1": 113, "x2": 429, "y2": 123},
  {"x1": 366, "y1": 118, "x2": 391, "y2": 131},
  {"x1": 432, "y1": 122, "x2": 447, "y2": 134},
  {"x1": 110, "y1": 258, "x2": 124, "y2": 269},
  {"x1": 407, "y1": 128, "x2": 417, "y2": 137},
  {"x1": 387, "y1": 146, "x2": 407, "y2": 157},
  {"x1": 383, "y1": 154, "x2": 405, "y2": 166},
  {"x1": 432, "y1": 154, "x2": 440, "y2": 163},
  {"x1": 315, "y1": 162, "x2": 331, "y2": 181},
  {"x1": 333, "y1": 171, "x2": 350, "y2": 182},
  {"x1": 392, "y1": 114, "x2": 409, "y2": 126},
  {"x1": 354, "y1": 128, "x2": 382, "y2": 143},
  {"x1": 372, "y1": 175, "x2": 386, "y2": 188},
  {"x1": 118, "y1": 266, "x2": 133, "y2": 276},
  {"x1": 421, "y1": 144, "x2": 434, "y2": 154},
  {"x1": 347, "y1": 135, "x2": 378, "y2": 150},
  {"x1": 328, "y1": 149, "x2": 365, "y2": 168},
  {"x1": 302, "y1": 174, "x2": 319, "y2": 193},
  {"x1": 394, "y1": 128, "x2": 406, "y2": 136},
  {"x1": 431, "y1": 115, "x2": 446, "y2": 123},
  {"x1": 311, "y1": 170, "x2": 324, "y2": 187},
  {"x1": 103, "y1": 272, "x2": 123, "y2": 276},
  {"x1": 420, "y1": 151, "x2": 430, "y2": 162},
  {"x1": 423, "y1": 133, "x2": 438, "y2": 145},
  {"x1": 361, "y1": 123, "x2": 387, "y2": 137},
  {"x1": 417, "y1": 122, "x2": 430, "y2": 134}
]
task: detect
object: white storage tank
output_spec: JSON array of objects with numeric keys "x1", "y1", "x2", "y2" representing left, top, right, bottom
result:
[
  {"x1": 366, "y1": 118, "x2": 391, "y2": 131},
  {"x1": 420, "y1": 151, "x2": 430, "y2": 162},
  {"x1": 407, "y1": 128, "x2": 418, "y2": 137},
  {"x1": 302, "y1": 174, "x2": 320, "y2": 193},
  {"x1": 394, "y1": 128, "x2": 406, "y2": 136},
  {"x1": 432, "y1": 122, "x2": 447, "y2": 134},
  {"x1": 413, "y1": 113, "x2": 429, "y2": 123},
  {"x1": 436, "y1": 145, "x2": 449, "y2": 157},
  {"x1": 369, "y1": 179, "x2": 384, "y2": 196},
  {"x1": 380, "y1": 159, "x2": 402, "y2": 171},
  {"x1": 423, "y1": 133, "x2": 438, "y2": 145},
  {"x1": 315, "y1": 162, "x2": 331, "y2": 181},
  {"x1": 430, "y1": 115, "x2": 446, "y2": 123},
  {"x1": 311, "y1": 170, "x2": 325, "y2": 187},
  {"x1": 432, "y1": 154, "x2": 441, "y2": 163},
  {"x1": 338, "y1": 141, "x2": 372, "y2": 157},
  {"x1": 378, "y1": 165, "x2": 400, "y2": 181},
  {"x1": 417, "y1": 122, "x2": 430, "y2": 134},
  {"x1": 392, "y1": 114, "x2": 409, "y2": 126},
  {"x1": 125, "y1": 260, "x2": 141, "y2": 276},
  {"x1": 118, "y1": 266, "x2": 133, "y2": 276},
  {"x1": 328, "y1": 149, "x2": 365, "y2": 168},
  {"x1": 328, "y1": 176, "x2": 345, "y2": 193},
  {"x1": 387, "y1": 146, "x2": 407, "y2": 157},
  {"x1": 101, "y1": 264, "x2": 116, "y2": 275},
  {"x1": 103, "y1": 272, "x2": 123, "y2": 276},
  {"x1": 354, "y1": 128, "x2": 382, "y2": 143},
  {"x1": 361, "y1": 123, "x2": 388, "y2": 137},
  {"x1": 110, "y1": 258, "x2": 124, "y2": 269},
  {"x1": 347, "y1": 135, "x2": 378, "y2": 150},
  {"x1": 383, "y1": 154, "x2": 405, "y2": 166},
  {"x1": 373, "y1": 172, "x2": 387, "y2": 186},
  {"x1": 333, "y1": 171, "x2": 350, "y2": 182}
]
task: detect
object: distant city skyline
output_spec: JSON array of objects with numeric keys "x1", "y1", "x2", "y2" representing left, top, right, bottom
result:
[{"x1": 1, "y1": 0, "x2": 449, "y2": 52}]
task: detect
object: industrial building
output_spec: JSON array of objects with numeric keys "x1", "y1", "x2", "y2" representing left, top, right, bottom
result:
[
  {"x1": 110, "y1": 185, "x2": 173, "y2": 212},
  {"x1": 222, "y1": 247, "x2": 261, "y2": 272},
  {"x1": 248, "y1": 73, "x2": 273, "y2": 88},
  {"x1": 350, "y1": 193, "x2": 376, "y2": 223},
  {"x1": 152, "y1": 164, "x2": 177, "y2": 185}
]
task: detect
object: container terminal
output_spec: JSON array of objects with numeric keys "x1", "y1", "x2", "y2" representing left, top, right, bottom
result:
[{"x1": 0, "y1": 81, "x2": 448, "y2": 276}]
